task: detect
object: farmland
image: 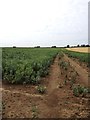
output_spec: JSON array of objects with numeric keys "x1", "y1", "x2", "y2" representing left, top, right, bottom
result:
[
  {"x1": 0, "y1": 48, "x2": 2, "y2": 81},
  {"x1": 0, "y1": 48, "x2": 2, "y2": 67},
  {"x1": 63, "y1": 48, "x2": 89, "y2": 63},
  {"x1": 2, "y1": 48, "x2": 59, "y2": 84},
  {"x1": 66, "y1": 47, "x2": 90, "y2": 53},
  {"x1": 1, "y1": 47, "x2": 90, "y2": 118}
]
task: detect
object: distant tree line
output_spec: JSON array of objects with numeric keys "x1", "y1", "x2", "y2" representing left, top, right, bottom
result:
[
  {"x1": 66, "y1": 44, "x2": 90, "y2": 48},
  {"x1": 12, "y1": 44, "x2": 90, "y2": 48},
  {"x1": 34, "y1": 46, "x2": 40, "y2": 48}
]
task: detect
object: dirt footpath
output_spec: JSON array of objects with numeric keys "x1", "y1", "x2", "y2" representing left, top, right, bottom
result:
[{"x1": 2, "y1": 54, "x2": 89, "y2": 118}]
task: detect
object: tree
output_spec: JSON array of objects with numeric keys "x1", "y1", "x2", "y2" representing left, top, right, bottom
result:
[
  {"x1": 81, "y1": 44, "x2": 85, "y2": 47},
  {"x1": 67, "y1": 45, "x2": 70, "y2": 48},
  {"x1": 34, "y1": 46, "x2": 40, "y2": 48},
  {"x1": 51, "y1": 46, "x2": 56, "y2": 48},
  {"x1": 77, "y1": 44, "x2": 80, "y2": 47},
  {"x1": 13, "y1": 46, "x2": 16, "y2": 48},
  {"x1": 86, "y1": 44, "x2": 89, "y2": 47}
]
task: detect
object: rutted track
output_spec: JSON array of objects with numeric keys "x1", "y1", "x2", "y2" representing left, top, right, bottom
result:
[{"x1": 64, "y1": 54, "x2": 88, "y2": 87}]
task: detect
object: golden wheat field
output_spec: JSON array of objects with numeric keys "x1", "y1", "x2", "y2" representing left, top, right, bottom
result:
[{"x1": 66, "y1": 47, "x2": 90, "y2": 53}]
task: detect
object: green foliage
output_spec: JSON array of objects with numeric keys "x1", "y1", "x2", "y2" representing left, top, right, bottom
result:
[
  {"x1": 82, "y1": 88, "x2": 88, "y2": 97},
  {"x1": 58, "y1": 52, "x2": 64, "y2": 60},
  {"x1": 37, "y1": 85, "x2": 46, "y2": 94},
  {"x1": 60, "y1": 61, "x2": 69, "y2": 70},
  {"x1": 73, "y1": 85, "x2": 89, "y2": 97},
  {"x1": 73, "y1": 86, "x2": 79, "y2": 97},
  {"x1": 70, "y1": 72, "x2": 77, "y2": 86},
  {"x1": 77, "y1": 85, "x2": 85, "y2": 94},
  {"x1": 63, "y1": 49, "x2": 89, "y2": 63},
  {"x1": 0, "y1": 48, "x2": 2, "y2": 67},
  {"x1": 2, "y1": 48, "x2": 60, "y2": 84},
  {"x1": 70, "y1": 80, "x2": 74, "y2": 89},
  {"x1": 31, "y1": 105, "x2": 38, "y2": 118},
  {"x1": 87, "y1": 88, "x2": 90, "y2": 93}
]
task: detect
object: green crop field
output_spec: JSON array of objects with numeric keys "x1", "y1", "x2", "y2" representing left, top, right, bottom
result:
[
  {"x1": 2, "y1": 47, "x2": 90, "y2": 118},
  {"x1": 0, "y1": 48, "x2": 2, "y2": 80},
  {"x1": 0, "y1": 48, "x2": 2, "y2": 67},
  {"x1": 63, "y1": 49, "x2": 90, "y2": 63},
  {"x1": 2, "y1": 47, "x2": 89, "y2": 84},
  {"x1": 2, "y1": 47, "x2": 60, "y2": 84}
]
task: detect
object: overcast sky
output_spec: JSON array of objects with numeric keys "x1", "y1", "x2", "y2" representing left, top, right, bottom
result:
[{"x1": 0, "y1": 0, "x2": 89, "y2": 47}]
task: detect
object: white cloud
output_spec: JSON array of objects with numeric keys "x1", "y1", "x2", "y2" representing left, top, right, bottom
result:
[{"x1": 0, "y1": 0, "x2": 89, "y2": 47}]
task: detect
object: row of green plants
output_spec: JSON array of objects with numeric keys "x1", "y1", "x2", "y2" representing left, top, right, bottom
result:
[
  {"x1": 36, "y1": 85, "x2": 46, "y2": 94},
  {"x1": 60, "y1": 60, "x2": 70, "y2": 71},
  {"x1": 2, "y1": 48, "x2": 60, "y2": 84},
  {"x1": 72, "y1": 84, "x2": 90, "y2": 97},
  {"x1": 62, "y1": 49, "x2": 89, "y2": 64},
  {"x1": 58, "y1": 55, "x2": 90, "y2": 97}
]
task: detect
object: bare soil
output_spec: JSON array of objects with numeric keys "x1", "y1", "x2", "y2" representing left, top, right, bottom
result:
[
  {"x1": 64, "y1": 54, "x2": 88, "y2": 87},
  {"x1": 1, "y1": 54, "x2": 90, "y2": 118},
  {"x1": 70, "y1": 57, "x2": 89, "y2": 73}
]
